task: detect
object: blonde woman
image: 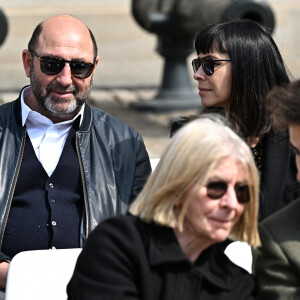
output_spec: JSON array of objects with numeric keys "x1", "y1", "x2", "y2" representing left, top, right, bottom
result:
[{"x1": 68, "y1": 115, "x2": 260, "y2": 300}]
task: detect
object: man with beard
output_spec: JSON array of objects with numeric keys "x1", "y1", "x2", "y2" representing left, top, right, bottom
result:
[{"x1": 0, "y1": 14, "x2": 151, "y2": 296}]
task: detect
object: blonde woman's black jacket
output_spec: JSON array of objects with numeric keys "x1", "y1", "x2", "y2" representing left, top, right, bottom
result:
[
  {"x1": 67, "y1": 214, "x2": 255, "y2": 300},
  {"x1": 0, "y1": 87, "x2": 151, "y2": 261}
]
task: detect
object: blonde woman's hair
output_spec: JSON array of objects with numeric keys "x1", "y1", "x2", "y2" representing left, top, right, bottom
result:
[{"x1": 130, "y1": 114, "x2": 260, "y2": 247}]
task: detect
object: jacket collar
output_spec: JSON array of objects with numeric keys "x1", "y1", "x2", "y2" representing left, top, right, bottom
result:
[
  {"x1": 13, "y1": 86, "x2": 25, "y2": 127},
  {"x1": 79, "y1": 104, "x2": 92, "y2": 132},
  {"x1": 145, "y1": 222, "x2": 234, "y2": 291}
]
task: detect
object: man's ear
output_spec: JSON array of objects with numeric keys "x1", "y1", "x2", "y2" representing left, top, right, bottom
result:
[
  {"x1": 92, "y1": 55, "x2": 100, "y2": 74},
  {"x1": 22, "y1": 49, "x2": 32, "y2": 78}
]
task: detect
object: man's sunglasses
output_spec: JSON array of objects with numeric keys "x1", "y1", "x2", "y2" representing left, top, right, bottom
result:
[
  {"x1": 30, "y1": 50, "x2": 95, "y2": 79},
  {"x1": 192, "y1": 57, "x2": 231, "y2": 76},
  {"x1": 206, "y1": 181, "x2": 250, "y2": 204}
]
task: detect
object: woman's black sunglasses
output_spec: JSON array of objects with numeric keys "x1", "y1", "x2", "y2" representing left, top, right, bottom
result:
[
  {"x1": 206, "y1": 181, "x2": 250, "y2": 204},
  {"x1": 192, "y1": 57, "x2": 231, "y2": 76},
  {"x1": 30, "y1": 50, "x2": 95, "y2": 79}
]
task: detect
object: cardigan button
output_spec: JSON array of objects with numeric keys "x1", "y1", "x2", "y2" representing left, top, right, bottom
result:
[
  {"x1": 51, "y1": 221, "x2": 57, "y2": 226},
  {"x1": 51, "y1": 199, "x2": 56, "y2": 204},
  {"x1": 49, "y1": 183, "x2": 54, "y2": 189}
]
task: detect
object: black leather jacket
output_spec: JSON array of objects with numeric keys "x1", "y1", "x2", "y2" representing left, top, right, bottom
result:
[{"x1": 0, "y1": 88, "x2": 151, "y2": 259}]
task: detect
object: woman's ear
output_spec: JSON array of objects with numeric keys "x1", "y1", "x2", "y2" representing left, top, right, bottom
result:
[
  {"x1": 174, "y1": 193, "x2": 183, "y2": 207},
  {"x1": 175, "y1": 184, "x2": 194, "y2": 207}
]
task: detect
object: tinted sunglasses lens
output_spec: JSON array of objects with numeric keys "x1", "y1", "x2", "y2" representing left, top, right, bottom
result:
[
  {"x1": 40, "y1": 57, "x2": 65, "y2": 75},
  {"x1": 203, "y1": 57, "x2": 214, "y2": 76},
  {"x1": 192, "y1": 58, "x2": 214, "y2": 76},
  {"x1": 207, "y1": 182, "x2": 250, "y2": 204},
  {"x1": 207, "y1": 182, "x2": 227, "y2": 199},
  {"x1": 235, "y1": 186, "x2": 250, "y2": 204},
  {"x1": 70, "y1": 61, "x2": 94, "y2": 79},
  {"x1": 192, "y1": 58, "x2": 201, "y2": 73},
  {"x1": 39, "y1": 57, "x2": 93, "y2": 78}
]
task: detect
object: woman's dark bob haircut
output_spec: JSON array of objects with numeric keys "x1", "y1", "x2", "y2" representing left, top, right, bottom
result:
[{"x1": 194, "y1": 19, "x2": 290, "y2": 138}]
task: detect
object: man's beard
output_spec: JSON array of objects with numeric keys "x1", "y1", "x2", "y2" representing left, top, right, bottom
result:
[{"x1": 30, "y1": 67, "x2": 92, "y2": 120}]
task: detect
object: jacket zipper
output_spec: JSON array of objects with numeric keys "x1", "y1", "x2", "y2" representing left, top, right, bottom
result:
[
  {"x1": 76, "y1": 132, "x2": 89, "y2": 241},
  {"x1": 0, "y1": 132, "x2": 27, "y2": 249}
]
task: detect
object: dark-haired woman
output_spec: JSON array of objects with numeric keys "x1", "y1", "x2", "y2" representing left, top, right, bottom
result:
[{"x1": 172, "y1": 19, "x2": 300, "y2": 221}]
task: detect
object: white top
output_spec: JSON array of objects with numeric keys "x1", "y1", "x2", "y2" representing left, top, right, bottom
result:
[{"x1": 21, "y1": 86, "x2": 85, "y2": 176}]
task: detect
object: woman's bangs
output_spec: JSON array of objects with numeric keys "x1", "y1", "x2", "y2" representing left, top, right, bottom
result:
[{"x1": 195, "y1": 26, "x2": 227, "y2": 55}]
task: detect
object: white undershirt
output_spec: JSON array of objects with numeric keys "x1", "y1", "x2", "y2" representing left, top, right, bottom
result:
[{"x1": 21, "y1": 87, "x2": 85, "y2": 177}]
